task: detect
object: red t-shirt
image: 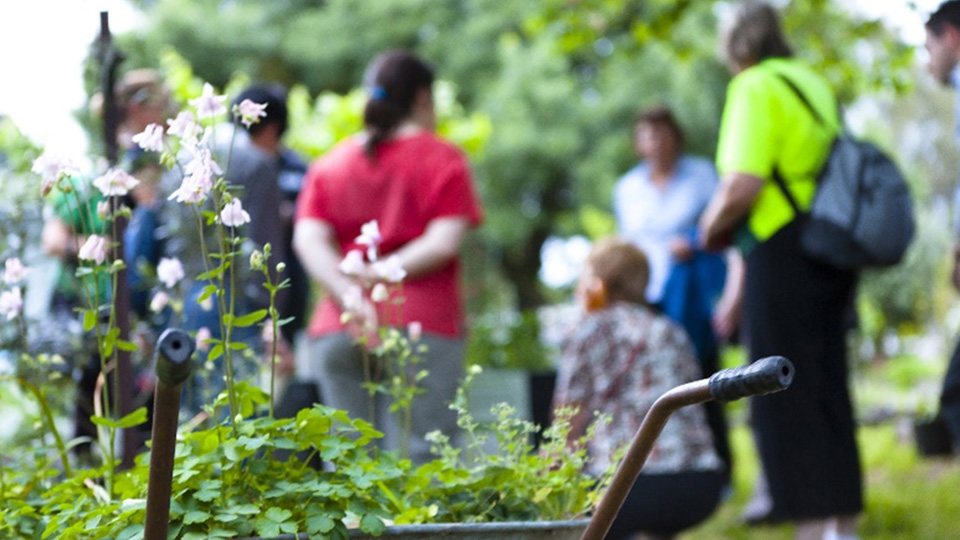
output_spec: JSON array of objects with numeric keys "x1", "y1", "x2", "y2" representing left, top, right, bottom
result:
[{"x1": 295, "y1": 132, "x2": 483, "y2": 338}]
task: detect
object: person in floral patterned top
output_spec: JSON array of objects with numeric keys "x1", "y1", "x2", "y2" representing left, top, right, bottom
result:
[{"x1": 553, "y1": 237, "x2": 725, "y2": 540}]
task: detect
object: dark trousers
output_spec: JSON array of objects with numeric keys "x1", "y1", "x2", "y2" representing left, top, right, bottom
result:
[
  {"x1": 605, "y1": 470, "x2": 726, "y2": 539},
  {"x1": 743, "y1": 220, "x2": 862, "y2": 521},
  {"x1": 940, "y1": 339, "x2": 960, "y2": 448}
]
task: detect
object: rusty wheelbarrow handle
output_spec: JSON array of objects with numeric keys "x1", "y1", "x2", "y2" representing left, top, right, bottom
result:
[
  {"x1": 579, "y1": 356, "x2": 795, "y2": 540},
  {"x1": 144, "y1": 328, "x2": 195, "y2": 540}
]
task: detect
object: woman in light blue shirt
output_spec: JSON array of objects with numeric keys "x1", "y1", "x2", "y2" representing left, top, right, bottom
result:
[{"x1": 613, "y1": 105, "x2": 741, "y2": 474}]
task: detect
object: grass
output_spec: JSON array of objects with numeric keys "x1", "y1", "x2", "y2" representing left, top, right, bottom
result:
[
  {"x1": 683, "y1": 348, "x2": 960, "y2": 538},
  {"x1": 683, "y1": 421, "x2": 960, "y2": 539}
]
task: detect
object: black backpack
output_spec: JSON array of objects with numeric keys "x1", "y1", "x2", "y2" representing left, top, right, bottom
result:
[{"x1": 771, "y1": 74, "x2": 915, "y2": 270}]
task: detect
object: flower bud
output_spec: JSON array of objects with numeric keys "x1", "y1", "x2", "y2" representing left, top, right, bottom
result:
[
  {"x1": 371, "y1": 283, "x2": 389, "y2": 303},
  {"x1": 250, "y1": 250, "x2": 264, "y2": 271}
]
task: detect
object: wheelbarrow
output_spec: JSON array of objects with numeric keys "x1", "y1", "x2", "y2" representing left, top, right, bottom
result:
[{"x1": 143, "y1": 328, "x2": 793, "y2": 540}]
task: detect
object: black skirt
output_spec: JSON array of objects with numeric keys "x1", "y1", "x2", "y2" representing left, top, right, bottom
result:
[{"x1": 743, "y1": 219, "x2": 863, "y2": 521}]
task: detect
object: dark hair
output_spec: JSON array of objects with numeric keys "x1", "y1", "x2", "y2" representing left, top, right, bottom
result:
[
  {"x1": 928, "y1": 1, "x2": 960, "y2": 36},
  {"x1": 362, "y1": 50, "x2": 435, "y2": 158},
  {"x1": 232, "y1": 83, "x2": 289, "y2": 136},
  {"x1": 636, "y1": 104, "x2": 685, "y2": 149},
  {"x1": 585, "y1": 237, "x2": 649, "y2": 306},
  {"x1": 721, "y1": 1, "x2": 793, "y2": 69}
]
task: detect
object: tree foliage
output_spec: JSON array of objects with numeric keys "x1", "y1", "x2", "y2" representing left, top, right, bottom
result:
[{"x1": 111, "y1": 1, "x2": 919, "y2": 312}]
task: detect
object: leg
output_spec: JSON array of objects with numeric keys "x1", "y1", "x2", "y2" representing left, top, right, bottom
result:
[
  {"x1": 605, "y1": 470, "x2": 725, "y2": 540},
  {"x1": 940, "y1": 337, "x2": 960, "y2": 450},
  {"x1": 794, "y1": 519, "x2": 829, "y2": 540},
  {"x1": 306, "y1": 333, "x2": 378, "y2": 427},
  {"x1": 405, "y1": 334, "x2": 463, "y2": 465}
]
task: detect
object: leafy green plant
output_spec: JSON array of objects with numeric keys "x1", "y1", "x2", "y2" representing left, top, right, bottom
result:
[{"x1": 1, "y1": 368, "x2": 604, "y2": 539}]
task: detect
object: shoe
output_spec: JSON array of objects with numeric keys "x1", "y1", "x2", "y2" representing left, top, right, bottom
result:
[{"x1": 740, "y1": 488, "x2": 774, "y2": 526}]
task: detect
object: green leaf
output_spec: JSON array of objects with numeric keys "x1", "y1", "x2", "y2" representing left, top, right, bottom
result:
[
  {"x1": 116, "y1": 339, "x2": 139, "y2": 353},
  {"x1": 359, "y1": 514, "x2": 386, "y2": 535},
  {"x1": 115, "y1": 407, "x2": 148, "y2": 428},
  {"x1": 183, "y1": 510, "x2": 211, "y2": 525},
  {"x1": 232, "y1": 309, "x2": 268, "y2": 328},
  {"x1": 255, "y1": 519, "x2": 280, "y2": 538},
  {"x1": 306, "y1": 512, "x2": 336, "y2": 534},
  {"x1": 208, "y1": 343, "x2": 224, "y2": 361},
  {"x1": 265, "y1": 507, "x2": 292, "y2": 523},
  {"x1": 83, "y1": 310, "x2": 98, "y2": 331},
  {"x1": 197, "y1": 284, "x2": 219, "y2": 303}
]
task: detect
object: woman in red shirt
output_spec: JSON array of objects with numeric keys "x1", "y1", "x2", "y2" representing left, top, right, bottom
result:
[{"x1": 293, "y1": 50, "x2": 483, "y2": 464}]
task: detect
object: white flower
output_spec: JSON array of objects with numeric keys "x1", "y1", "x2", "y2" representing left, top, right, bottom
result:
[
  {"x1": 149, "y1": 291, "x2": 170, "y2": 313},
  {"x1": 3, "y1": 258, "x2": 30, "y2": 285},
  {"x1": 342, "y1": 285, "x2": 364, "y2": 314},
  {"x1": 219, "y1": 199, "x2": 251, "y2": 227},
  {"x1": 131, "y1": 123, "x2": 165, "y2": 152},
  {"x1": 0, "y1": 287, "x2": 22, "y2": 321},
  {"x1": 168, "y1": 173, "x2": 211, "y2": 205},
  {"x1": 407, "y1": 321, "x2": 422, "y2": 342},
  {"x1": 199, "y1": 295, "x2": 214, "y2": 312},
  {"x1": 356, "y1": 220, "x2": 382, "y2": 262},
  {"x1": 92, "y1": 168, "x2": 140, "y2": 197},
  {"x1": 78, "y1": 235, "x2": 109, "y2": 265},
  {"x1": 166, "y1": 111, "x2": 203, "y2": 148},
  {"x1": 169, "y1": 148, "x2": 221, "y2": 204},
  {"x1": 356, "y1": 220, "x2": 381, "y2": 247},
  {"x1": 338, "y1": 250, "x2": 366, "y2": 276},
  {"x1": 233, "y1": 99, "x2": 268, "y2": 128},
  {"x1": 189, "y1": 83, "x2": 228, "y2": 119},
  {"x1": 32, "y1": 153, "x2": 79, "y2": 195},
  {"x1": 195, "y1": 327, "x2": 212, "y2": 352},
  {"x1": 184, "y1": 148, "x2": 223, "y2": 178},
  {"x1": 370, "y1": 283, "x2": 389, "y2": 303},
  {"x1": 156, "y1": 257, "x2": 185, "y2": 288},
  {"x1": 96, "y1": 200, "x2": 111, "y2": 220},
  {"x1": 372, "y1": 255, "x2": 406, "y2": 283}
]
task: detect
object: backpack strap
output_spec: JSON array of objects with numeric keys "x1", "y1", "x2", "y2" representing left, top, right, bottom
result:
[
  {"x1": 770, "y1": 72, "x2": 835, "y2": 217},
  {"x1": 774, "y1": 73, "x2": 827, "y2": 127}
]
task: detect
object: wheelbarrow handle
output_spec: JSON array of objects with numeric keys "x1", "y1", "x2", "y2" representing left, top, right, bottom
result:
[
  {"x1": 579, "y1": 356, "x2": 795, "y2": 540},
  {"x1": 709, "y1": 355, "x2": 794, "y2": 402},
  {"x1": 144, "y1": 328, "x2": 195, "y2": 540}
]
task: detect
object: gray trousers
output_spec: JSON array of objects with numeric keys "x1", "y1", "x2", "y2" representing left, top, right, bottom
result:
[{"x1": 305, "y1": 332, "x2": 463, "y2": 465}]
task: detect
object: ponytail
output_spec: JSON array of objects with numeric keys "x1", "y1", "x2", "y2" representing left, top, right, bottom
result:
[{"x1": 362, "y1": 50, "x2": 435, "y2": 159}]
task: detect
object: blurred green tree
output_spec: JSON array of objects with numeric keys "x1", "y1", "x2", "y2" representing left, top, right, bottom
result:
[{"x1": 106, "y1": 0, "x2": 918, "y2": 318}]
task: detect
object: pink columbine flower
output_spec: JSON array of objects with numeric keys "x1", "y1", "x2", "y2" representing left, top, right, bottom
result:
[
  {"x1": 78, "y1": 235, "x2": 109, "y2": 265},
  {"x1": 372, "y1": 255, "x2": 406, "y2": 283},
  {"x1": 32, "y1": 153, "x2": 79, "y2": 195},
  {"x1": 166, "y1": 111, "x2": 203, "y2": 147},
  {"x1": 3, "y1": 258, "x2": 30, "y2": 285},
  {"x1": 131, "y1": 123, "x2": 165, "y2": 152},
  {"x1": 219, "y1": 199, "x2": 251, "y2": 227},
  {"x1": 190, "y1": 83, "x2": 228, "y2": 120},
  {"x1": 96, "y1": 200, "x2": 111, "y2": 220},
  {"x1": 195, "y1": 327, "x2": 212, "y2": 352},
  {"x1": 157, "y1": 257, "x2": 185, "y2": 288},
  {"x1": 149, "y1": 291, "x2": 170, "y2": 313},
  {"x1": 356, "y1": 220, "x2": 382, "y2": 262},
  {"x1": 234, "y1": 99, "x2": 268, "y2": 128},
  {"x1": 370, "y1": 283, "x2": 389, "y2": 303},
  {"x1": 338, "y1": 250, "x2": 366, "y2": 276},
  {"x1": 408, "y1": 321, "x2": 422, "y2": 342},
  {"x1": 93, "y1": 168, "x2": 140, "y2": 197},
  {"x1": 0, "y1": 287, "x2": 22, "y2": 321},
  {"x1": 356, "y1": 220, "x2": 381, "y2": 247}
]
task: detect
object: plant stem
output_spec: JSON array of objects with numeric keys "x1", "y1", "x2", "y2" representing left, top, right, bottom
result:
[{"x1": 2, "y1": 375, "x2": 72, "y2": 478}]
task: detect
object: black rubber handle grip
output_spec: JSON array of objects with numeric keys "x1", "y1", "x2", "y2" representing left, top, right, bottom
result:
[
  {"x1": 708, "y1": 356, "x2": 794, "y2": 402},
  {"x1": 155, "y1": 328, "x2": 195, "y2": 386}
]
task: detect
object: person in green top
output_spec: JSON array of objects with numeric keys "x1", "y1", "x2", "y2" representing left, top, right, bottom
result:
[{"x1": 699, "y1": 3, "x2": 861, "y2": 540}]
